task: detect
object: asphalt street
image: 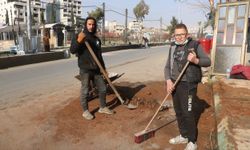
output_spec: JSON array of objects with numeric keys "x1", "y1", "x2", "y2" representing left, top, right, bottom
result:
[{"x1": 0, "y1": 45, "x2": 169, "y2": 108}]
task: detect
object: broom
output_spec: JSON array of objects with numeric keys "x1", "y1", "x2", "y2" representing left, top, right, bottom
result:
[{"x1": 134, "y1": 60, "x2": 190, "y2": 143}]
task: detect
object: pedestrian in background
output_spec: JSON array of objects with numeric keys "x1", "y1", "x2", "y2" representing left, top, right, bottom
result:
[
  {"x1": 164, "y1": 23, "x2": 211, "y2": 150},
  {"x1": 143, "y1": 36, "x2": 149, "y2": 48},
  {"x1": 70, "y1": 17, "x2": 114, "y2": 120},
  {"x1": 43, "y1": 30, "x2": 50, "y2": 52}
]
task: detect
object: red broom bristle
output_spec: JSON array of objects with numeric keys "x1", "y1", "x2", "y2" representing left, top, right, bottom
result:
[{"x1": 134, "y1": 130, "x2": 155, "y2": 143}]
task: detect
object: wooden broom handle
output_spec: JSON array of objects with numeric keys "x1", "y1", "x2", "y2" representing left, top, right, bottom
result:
[
  {"x1": 144, "y1": 61, "x2": 190, "y2": 131},
  {"x1": 85, "y1": 41, "x2": 125, "y2": 104}
]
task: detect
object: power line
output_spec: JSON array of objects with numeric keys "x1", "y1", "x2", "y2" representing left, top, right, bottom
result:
[
  {"x1": 40, "y1": 1, "x2": 168, "y2": 26},
  {"x1": 105, "y1": 9, "x2": 136, "y2": 20},
  {"x1": 144, "y1": 19, "x2": 160, "y2": 22}
]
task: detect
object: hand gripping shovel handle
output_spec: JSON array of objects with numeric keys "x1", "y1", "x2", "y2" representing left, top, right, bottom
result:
[
  {"x1": 144, "y1": 61, "x2": 190, "y2": 131},
  {"x1": 85, "y1": 41, "x2": 125, "y2": 104}
]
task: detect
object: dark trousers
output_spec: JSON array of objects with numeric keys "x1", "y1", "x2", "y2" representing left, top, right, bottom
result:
[
  {"x1": 172, "y1": 81, "x2": 198, "y2": 143},
  {"x1": 44, "y1": 45, "x2": 50, "y2": 52},
  {"x1": 80, "y1": 69, "x2": 107, "y2": 111}
]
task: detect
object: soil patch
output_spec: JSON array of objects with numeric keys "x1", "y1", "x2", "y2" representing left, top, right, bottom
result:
[{"x1": 54, "y1": 81, "x2": 215, "y2": 150}]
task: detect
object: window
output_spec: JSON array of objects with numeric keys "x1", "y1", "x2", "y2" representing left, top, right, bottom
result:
[
  {"x1": 219, "y1": 7, "x2": 226, "y2": 18},
  {"x1": 238, "y1": 5, "x2": 246, "y2": 17}
]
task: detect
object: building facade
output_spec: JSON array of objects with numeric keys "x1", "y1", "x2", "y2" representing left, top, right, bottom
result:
[
  {"x1": 57, "y1": 0, "x2": 82, "y2": 26},
  {"x1": 128, "y1": 20, "x2": 142, "y2": 32},
  {"x1": 106, "y1": 21, "x2": 125, "y2": 36},
  {"x1": 0, "y1": 0, "x2": 45, "y2": 26}
]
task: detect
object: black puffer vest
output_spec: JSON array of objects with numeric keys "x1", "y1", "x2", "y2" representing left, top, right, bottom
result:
[{"x1": 170, "y1": 40, "x2": 202, "y2": 83}]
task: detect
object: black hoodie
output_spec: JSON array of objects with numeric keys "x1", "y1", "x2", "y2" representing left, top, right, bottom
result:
[{"x1": 70, "y1": 17, "x2": 105, "y2": 72}]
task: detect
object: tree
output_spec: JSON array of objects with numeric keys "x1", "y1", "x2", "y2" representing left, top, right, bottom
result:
[
  {"x1": 185, "y1": 0, "x2": 215, "y2": 30},
  {"x1": 133, "y1": 0, "x2": 149, "y2": 22},
  {"x1": 31, "y1": 13, "x2": 37, "y2": 25},
  {"x1": 40, "y1": 10, "x2": 45, "y2": 25},
  {"x1": 5, "y1": 9, "x2": 9, "y2": 26},
  {"x1": 40, "y1": 10, "x2": 46, "y2": 36},
  {"x1": 206, "y1": 0, "x2": 215, "y2": 30},
  {"x1": 47, "y1": 0, "x2": 57, "y2": 23},
  {"x1": 197, "y1": 21, "x2": 205, "y2": 38},
  {"x1": 87, "y1": 7, "x2": 104, "y2": 23},
  {"x1": 167, "y1": 16, "x2": 179, "y2": 36},
  {"x1": 75, "y1": 17, "x2": 85, "y2": 27}
]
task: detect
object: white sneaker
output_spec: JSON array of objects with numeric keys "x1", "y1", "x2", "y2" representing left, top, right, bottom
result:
[
  {"x1": 184, "y1": 142, "x2": 197, "y2": 150},
  {"x1": 98, "y1": 107, "x2": 114, "y2": 115},
  {"x1": 82, "y1": 110, "x2": 94, "y2": 120},
  {"x1": 169, "y1": 135, "x2": 188, "y2": 144}
]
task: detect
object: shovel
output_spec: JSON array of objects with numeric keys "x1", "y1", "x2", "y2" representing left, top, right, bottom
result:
[{"x1": 85, "y1": 41, "x2": 137, "y2": 110}]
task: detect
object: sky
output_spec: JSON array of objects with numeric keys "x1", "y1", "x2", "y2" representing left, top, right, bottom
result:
[{"x1": 81, "y1": 0, "x2": 216, "y2": 29}]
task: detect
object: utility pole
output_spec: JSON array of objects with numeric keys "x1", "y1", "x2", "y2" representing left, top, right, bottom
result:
[
  {"x1": 17, "y1": 8, "x2": 21, "y2": 36},
  {"x1": 124, "y1": 8, "x2": 128, "y2": 44},
  {"x1": 160, "y1": 17, "x2": 162, "y2": 42},
  {"x1": 27, "y1": 0, "x2": 32, "y2": 40},
  {"x1": 10, "y1": 7, "x2": 17, "y2": 45},
  {"x1": 102, "y1": 2, "x2": 105, "y2": 45},
  {"x1": 5, "y1": 9, "x2": 9, "y2": 26}
]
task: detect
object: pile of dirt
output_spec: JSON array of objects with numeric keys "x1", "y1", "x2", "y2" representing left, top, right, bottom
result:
[{"x1": 54, "y1": 81, "x2": 216, "y2": 149}]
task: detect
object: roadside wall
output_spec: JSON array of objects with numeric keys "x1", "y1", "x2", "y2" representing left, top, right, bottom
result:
[{"x1": 0, "y1": 51, "x2": 65, "y2": 69}]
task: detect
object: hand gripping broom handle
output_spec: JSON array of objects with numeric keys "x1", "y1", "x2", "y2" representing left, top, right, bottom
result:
[
  {"x1": 85, "y1": 41, "x2": 125, "y2": 104},
  {"x1": 144, "y1": 61, "x2": 190, "y2": 131}
]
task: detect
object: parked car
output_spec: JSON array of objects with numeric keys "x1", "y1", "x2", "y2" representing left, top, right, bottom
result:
[{"x1": 9, "y1": 45, "x2": 25, "y2": 55}]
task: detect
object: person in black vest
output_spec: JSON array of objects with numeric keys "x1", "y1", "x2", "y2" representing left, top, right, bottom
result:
[
  {"x1": 164, "y1": 24, "x2": 211, "y2": 150},
  {"x1": 70, "y1": 17, "x2": 114, "y2": 120}
]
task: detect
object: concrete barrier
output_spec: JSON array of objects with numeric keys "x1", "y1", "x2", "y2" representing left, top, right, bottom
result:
[
  {"x1": 102, "y1": 42, "x2": 167, "y2": 52},
  {"x1": 102, "y1": 44, "x2": 142, "y2": 52},
  {"x1": 0, "y1": 51, "x2": 65, "y2": 69}
]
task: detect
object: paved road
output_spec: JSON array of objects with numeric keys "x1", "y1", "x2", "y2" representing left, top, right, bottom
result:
[{"x1": 0, "y1": 45, "x2": 169, "y2": 108}]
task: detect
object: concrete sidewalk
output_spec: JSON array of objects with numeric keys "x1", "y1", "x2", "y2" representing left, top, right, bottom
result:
[{"x1": 212, "y1": 78, "x2": 250, "y2": 149}]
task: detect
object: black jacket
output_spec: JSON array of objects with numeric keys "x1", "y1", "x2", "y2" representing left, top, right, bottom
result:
[{"x1": 70, "y1": 31, "x2": 106, "y2": 72}]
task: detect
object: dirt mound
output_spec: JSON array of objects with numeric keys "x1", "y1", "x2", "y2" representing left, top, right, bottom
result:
[{"x1": 54, "y1": 82, "x2": 215, "y2": 150}]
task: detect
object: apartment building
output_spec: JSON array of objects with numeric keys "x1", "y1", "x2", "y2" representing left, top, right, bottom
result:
[
  {"x1": 0, "y1": 0, "x2": 45, "y2": 26},
  {"x1": 57, "y1": 0, "x2": 82, "y2": 26},
  {"x1": 128, "y1": 20, "x2": 142, "y2": 32},
  {"x1": 106, "y1": 21, "x2": 125, "y2": 35}
]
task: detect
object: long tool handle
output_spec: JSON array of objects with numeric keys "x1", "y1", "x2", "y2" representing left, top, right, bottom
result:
[
  {"x1": 144, "y1": 61, "x2": 190, "y2": 131},
  {"x1": 85, "y1": 41, "x2": 125, "y2": 104}
]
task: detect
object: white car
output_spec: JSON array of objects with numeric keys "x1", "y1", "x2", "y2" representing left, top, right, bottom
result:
[{"x1": 10, "y1": 45, "x2": 25, "y2": 55}]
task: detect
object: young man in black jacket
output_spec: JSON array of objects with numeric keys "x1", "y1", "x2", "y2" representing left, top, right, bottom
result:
[
  {"x1": 70, "y1": 17, "x2": 114, "y2": 120},
  {"x1": 164, "y1": 24, "x2": 211, "y2": 150}
]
